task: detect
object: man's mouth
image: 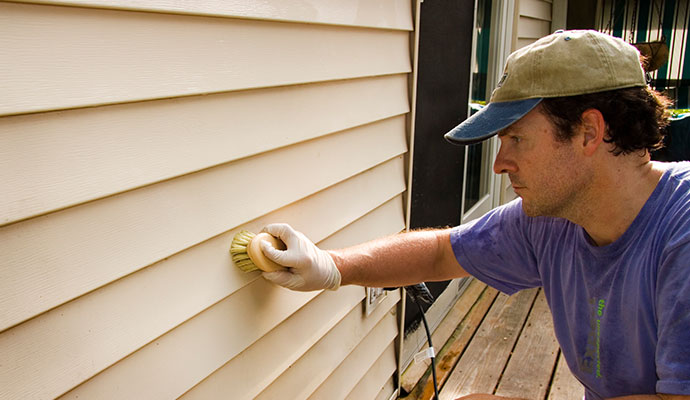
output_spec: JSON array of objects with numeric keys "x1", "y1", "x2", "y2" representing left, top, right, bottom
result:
[{"x1": 509, "y1": 175, "x2": 524, "y2": 190}]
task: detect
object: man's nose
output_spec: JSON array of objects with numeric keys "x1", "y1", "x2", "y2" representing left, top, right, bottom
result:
[{"x1": 493, "y1": 145, "x2": 517, "y2": 174}]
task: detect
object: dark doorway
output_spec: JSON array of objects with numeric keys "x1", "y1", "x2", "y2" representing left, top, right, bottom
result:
[{"x1": 407, "y1": 0, "x2": 475, "y2": 330}]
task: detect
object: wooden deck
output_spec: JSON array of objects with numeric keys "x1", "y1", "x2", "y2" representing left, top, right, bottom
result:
[{"x1": 400, "y1": 280, "x2": 584, "y2": 400}]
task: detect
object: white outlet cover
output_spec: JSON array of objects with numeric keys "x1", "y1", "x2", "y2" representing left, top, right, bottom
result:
[{"x1": 364, "y1": 287, "x2": 386, "y2": 316}]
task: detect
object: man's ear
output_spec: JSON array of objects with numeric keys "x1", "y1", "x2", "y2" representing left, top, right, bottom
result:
[{"x1": 580, "y1": 108, "x2": 606, "y2": 156}]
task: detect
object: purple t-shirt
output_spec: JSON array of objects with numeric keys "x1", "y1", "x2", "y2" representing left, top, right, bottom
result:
[{"x1": 450, "y1": 162, "x2": 690, "y2": 400}]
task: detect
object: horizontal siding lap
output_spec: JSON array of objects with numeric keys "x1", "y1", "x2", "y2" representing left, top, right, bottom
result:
[
  {"x1": 0, "y1": 116, "x2": 408, "y2": 332},
  {"x1": 0, "y1": 158, "x2": 406, "y2": 400},
  {"x1": 0, "y1": 2, "x2": 411, "y2": 116},
  {"x1": 517, "y1": 38, "x2": 538, "y2": 50},
  {"x1": 305, "y1": 312, "x2": 399, "y2": 400},
  {"x1": 8, "y1": 0, "x2": 414, "y2": 30},
  {"x1": 518, "y1": 17, "x2": 552, "y2": 39},
  {"x1": 344, "y1": 343, "x2": 398, "y2": 400},
  {"x1": 61, "y1": 278, "x2": 320, "y2": 400},
  {"x1": 58, "y1": 206, "x2": 405, "y2": 399},
  {"x1": 375, "y1": 377, "x2": 398, "y2": 400},
  {"x1": 256, "y1": 297, "x2": 399, "y2": 400},
  {"x1": 318, "y1": 195, "x2": 406, "y2": 250},
  {"x1": 519, "y1": 0, "x2": 552, "y2": 21},
  {"x1": 0, "y1": 74, "x2": 410, "y2": 225},
  {"x1": 179, "y1": 287, "x2": 369, "y2": 400},
  {"x1": 182, "y1": 290, "x2": 401, "y2": 400}
]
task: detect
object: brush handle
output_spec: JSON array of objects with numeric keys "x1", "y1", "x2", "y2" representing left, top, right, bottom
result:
[{"x1": 247, "y1": 232, "x2": 287, "y2": 272}]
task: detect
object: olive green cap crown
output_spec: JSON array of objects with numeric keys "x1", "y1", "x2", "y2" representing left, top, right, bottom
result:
[
  {"x1": 445, "y1": 30, "x2": 647, "y2": 145},
  {"x1": 491, "y1": 30, "x2": 647, "y2": 102}
]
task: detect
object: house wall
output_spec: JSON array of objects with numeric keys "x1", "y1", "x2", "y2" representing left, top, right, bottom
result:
[
  {"x1": 0, "y1": 1, "x2": 414, "y2": 399},
  {"x1": 515, "y1": 0, "x2": 554, "y2": 49}
]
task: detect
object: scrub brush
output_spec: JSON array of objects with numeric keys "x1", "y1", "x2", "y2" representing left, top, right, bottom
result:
[{"x1": 230, "y1": 230, "x2": 287, "y2": 272}]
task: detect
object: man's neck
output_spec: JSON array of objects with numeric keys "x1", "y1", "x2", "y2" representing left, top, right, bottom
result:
[{"x1": 572, "y1": 157, "x2": 665, "y2": 247}]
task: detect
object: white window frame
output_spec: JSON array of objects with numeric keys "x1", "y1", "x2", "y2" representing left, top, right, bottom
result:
[{"x1": 461, "y1": 0, "x2": 516, "y2": 224}]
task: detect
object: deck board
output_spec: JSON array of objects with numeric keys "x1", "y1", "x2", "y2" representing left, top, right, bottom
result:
[
  {"x1": 402, "y1": 282, "x2": 583, "y2": 400},
  {"x1": 439, "y1": 289, "x2": 539, "y2": 400},
  {"x1": 548, "y1": 353, "x2": 584, "y2": 400},
  {"x1": 405, "y1": 283, "x2": 499, "y2": 400},
  {"x1": 494, "y1": 290, "x2": 560, "y2": 400},
  {"x1": 401, "y1": 280, "x2": 488, "y2": 394}
]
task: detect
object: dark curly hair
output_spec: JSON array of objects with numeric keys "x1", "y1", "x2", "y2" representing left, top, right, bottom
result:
[{"x1": 539, "y1": 86, "x2": 672, "y2": 155}]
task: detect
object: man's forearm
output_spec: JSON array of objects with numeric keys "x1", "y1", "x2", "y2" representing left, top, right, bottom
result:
[{"x1": 327, "y1": 228, "x2": 468, "y2": 288}]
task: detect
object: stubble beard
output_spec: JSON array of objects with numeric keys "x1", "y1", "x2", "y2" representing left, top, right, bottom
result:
[
  {"x1": 508, "y1": 175, "x2": 559, "y2": 218},
  {"x1": 519, "y1": 173, "x2": 589, "y2": 220},
  {"x1": 521, "y1": 194, "x2": 569, "y2": 218}
]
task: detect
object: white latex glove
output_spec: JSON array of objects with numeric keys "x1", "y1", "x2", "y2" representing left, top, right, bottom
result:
[{"x1": 259, "y1": 223, "x2": 341, "y2": 291}]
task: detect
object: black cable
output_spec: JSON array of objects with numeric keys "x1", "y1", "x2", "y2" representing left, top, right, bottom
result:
[
  {"x1": 414, "y1": 296, "x2": 440, "y2": 400},
  {"x1": 390, "y1": 283, "x2": 440, "y2": 399}
]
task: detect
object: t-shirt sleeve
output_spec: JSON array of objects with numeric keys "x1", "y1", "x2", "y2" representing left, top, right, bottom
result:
[
  {"x1": 655, "y1": 233, "x2": 690, "y2": 395},
  {"x1": 449, "y1": 199, "x2": 542, "y2": 295}
]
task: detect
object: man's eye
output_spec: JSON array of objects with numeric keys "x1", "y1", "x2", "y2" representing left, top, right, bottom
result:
[{"x1": 511, "y1": 136, "x2": 522, "y2": 143}]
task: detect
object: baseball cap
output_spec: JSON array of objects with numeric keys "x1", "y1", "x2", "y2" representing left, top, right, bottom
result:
[{"x1": 445, "y1": 30, "x2": 648, "y2": 145}]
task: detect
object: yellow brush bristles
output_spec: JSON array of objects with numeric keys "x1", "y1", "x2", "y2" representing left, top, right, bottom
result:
[
  {"x1": 230, "y1": 230, "x2": 260, "y2": 272},
  {"x1": 230, "y1": 230, "x2": 287, "y2": 273}
]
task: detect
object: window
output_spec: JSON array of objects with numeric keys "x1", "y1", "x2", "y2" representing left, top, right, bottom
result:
[{"x1": 463, "y1": 0, "x2": 494, "y2": 216}]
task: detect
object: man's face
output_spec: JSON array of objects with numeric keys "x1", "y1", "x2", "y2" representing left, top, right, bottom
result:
[{"x1": 493, "y1": 106, "x2": 589, "y2": 218}]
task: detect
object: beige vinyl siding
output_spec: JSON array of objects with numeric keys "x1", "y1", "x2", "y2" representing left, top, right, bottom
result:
[
  {"x1": 344, "y1": 343, "x2": 398, "y2": 400},
  {"x1": 516, "y1": 0, "x2": 553, "y2": 49},
  {"x1": 254, "y1": 294, "x2": 400, "y2": 399},
  {"x1": 180, "y1": 246, "x2": 402, "y2": 399},
  {"x1": 1, "y1": 74, "x2": 410, "y2": 225},
  {"x1": 374, "y1": 377, "x2": 399, "y2": 400},
  {"x1": 305, "y1": 316, "x2": 399, "y2": 400},
  {"x1": 8, "y1": 0, "x2": 414, "y2": 29},
  {"x1": 0, "y1": 1, "x2": 413, "y2": 399},
  {"x1": 1, "y1": 118, "x2": 407, "y2": 332},
  {"x1": 0, "y1": 3, "x2": 411, "y2": 117},
  {"x1": 2, "y1": 161, "x2": 406, "y2": 399}
]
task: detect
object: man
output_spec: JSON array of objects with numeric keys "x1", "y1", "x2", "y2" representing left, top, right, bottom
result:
[{"x1": 258, "y1": 30, "x2": 690, "y2": 400}]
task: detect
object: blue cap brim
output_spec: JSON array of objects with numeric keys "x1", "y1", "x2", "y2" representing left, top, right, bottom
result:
[{"x1": 444, "y1": 98, "x2": 542, "y2": 145}]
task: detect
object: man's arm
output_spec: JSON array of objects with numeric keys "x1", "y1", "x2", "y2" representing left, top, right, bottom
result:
[
  {"x1": 259, "y1": 224, "x2": 469, "y2": 291},
  {"x1": 330, "y1": 228, "x2": 469, "y2": 287}
]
